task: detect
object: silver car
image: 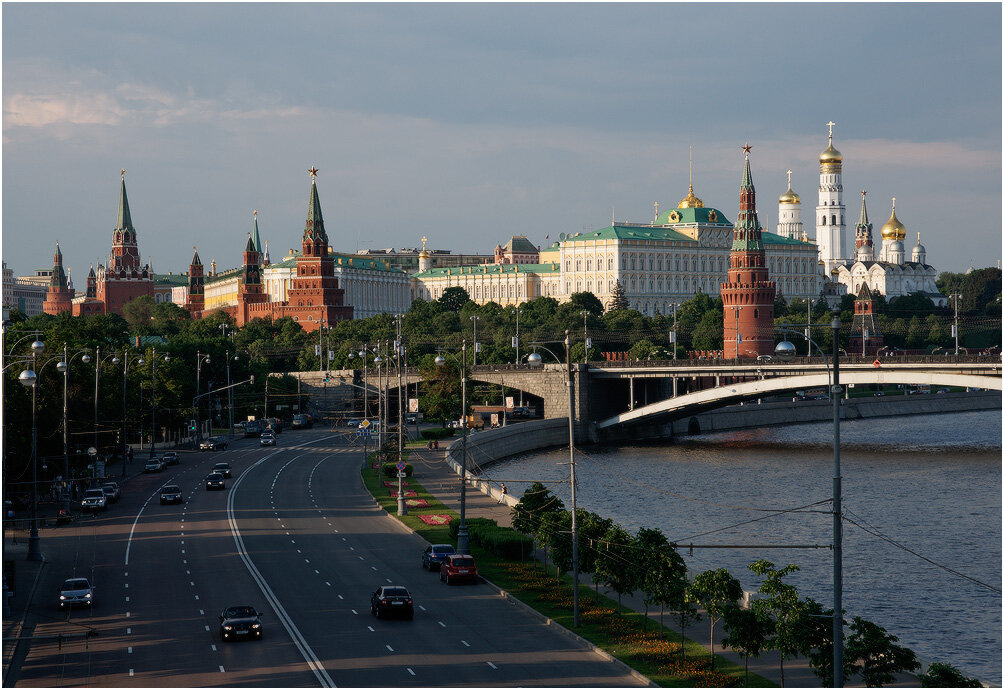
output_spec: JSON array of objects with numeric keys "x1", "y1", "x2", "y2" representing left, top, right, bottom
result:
[
  {"x1": 101, "y1": 482, "x2": 120, "y2": 503},
  {"x1": 59, "y1": 577, "x2": 94, "y2": 609},
  {"x1": 81, "y1": 489, "x2": 107, "y2": 512}
]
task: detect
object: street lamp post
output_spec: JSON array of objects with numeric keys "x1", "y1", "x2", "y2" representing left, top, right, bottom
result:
[
  {"x1": 121, "y1": 350, "x2": 143, "y2": 478},
  {"x1": 195, "y1": 351, "x2": 211, "y2": 445},
  {"x1": 776, "y1": 316, "x2": 843, "y2": 686},
  {"x1": 435, "y1": 340, "x2": 470, "y2": 554},
  {"x1": 394, "y1": 317, "x2": 407, "y2": 516},
  {"x1": 93, "y1": 347, "x2": 121, "y2": 484},
  {"x1": 950, "y1": 293, "x2": 962, "y2": 355},
  {"x1": 149, "y1": 349, "x2": 170, "y2": 459},
  {"x1": 470, "y1": 316, "x2": 480, "y2": 367},
  {"x1": 527, "y1": 332, "x2": 579, "y2": 626},
  {"x1": 18, "y1": 338, "x2": 45, "y2": 560},
  {"x1": 56, "y1": 345, "x2": 91, "y2": 507}
]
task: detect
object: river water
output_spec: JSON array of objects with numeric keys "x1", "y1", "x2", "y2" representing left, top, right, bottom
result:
[{"x1": 482, "y1": 410, "x2": 1002, "y2": 685}]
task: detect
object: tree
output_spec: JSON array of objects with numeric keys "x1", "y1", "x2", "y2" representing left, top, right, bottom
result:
[
  {"x1": 539, "y1": 509, "x2": 572, "y2": 576},
  {"x1": 845, "y1": 615, "x2": 920, "y2": 687},
  {"x1": 692, "y1": 310, "x2": 724, "y2": 351},
  {"x1": 801, "y1": 597, "x2": 853, "y2": 687},
  {"x1": 608, "y1": 280, "x2": 629, "y2": 311},
  {"x1": 748, "y1": 559, "x2": 807, "y2": 687},
  {"x1": 632, "y1": 527, "x2": 668, "y2": 629},
  {"x1": 919, "y1": 662, "x2": 982, "y2": 687},
  {"x1": 439, "y1": 286, "x2": 471, "y2": 312},
  {"x1": 569, "y1": 291, "x2": 604, "y2": 317},
  {"x1": 691, "y1": 568, "x2": 743, "y2": 670},
  {"x1": 576, "y1": 510, "x2": 612, "y2": 602},
  {"x1": 723, "y1": 606, "x2": 772, "y2": 687},
  {"x1": 511, "y1": 482, "x2": 564, "y2": 568},
  {"x1": 629, "y1": 338, "x2": 656, "y2": 360},
  {"x1": 592, "y1": 524, "x2": 634, "y2": 613},
  {"x1": 642, "y1": 545, "x2": 690, "y2": 642}
]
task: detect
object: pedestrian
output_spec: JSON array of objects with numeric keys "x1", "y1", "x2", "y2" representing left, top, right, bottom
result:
[
  {"x1": 433, "y1": 440, "x2": 439, "y2": 450},
  {"x1": 498, "y1": 482, "x2": 507, "y2": 504},
  {"x1": 127, "y1": 446, "x2": 133, "y2": 464}
]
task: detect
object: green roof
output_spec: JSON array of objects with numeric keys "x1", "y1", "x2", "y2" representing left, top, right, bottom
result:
[
  {"x1": 153, "y1": 273, "x2": 189, "y2": 286},
  {"x1": 564, "y1": 225, "x2": 698, "y2": 243},
  {"x1": 265, "y1": 251, "x2": 405, "y2": 274},
  {"x1": 413, "y1": 262, "x2": 560, "y2": 278},
  {"x1": 654, "y1": 206, "x2": 733, "y2": 226},
  {"x1": 760, "y1": 231, "x2": 814, "y2": 247}
]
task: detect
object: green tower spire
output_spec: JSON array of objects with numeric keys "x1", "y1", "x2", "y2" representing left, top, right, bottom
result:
[
  {"x1": 731, "y1": 144, "x2": 763, "y2": 252},
  {"x1": 116, "y1": 169, "x2": 134, "y2": 231},
  {"x1": 305, "y1": 167, "x2": 327, "y2": 243},
  {"x1": 250, "y1": 210, "x2": 262, "y2": 253}
]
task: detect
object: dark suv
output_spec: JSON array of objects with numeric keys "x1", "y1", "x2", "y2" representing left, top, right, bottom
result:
[
  {"x1": 421, "y1": 544, "x2": 456, "y2": 571},
  {"x1": 219, "y1": 605, "x2": 263, "y2": 641}
]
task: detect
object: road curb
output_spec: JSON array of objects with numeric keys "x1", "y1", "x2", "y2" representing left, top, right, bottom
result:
[{"x1": 2, "y1": 553, "x2": 46, "y2": 687}]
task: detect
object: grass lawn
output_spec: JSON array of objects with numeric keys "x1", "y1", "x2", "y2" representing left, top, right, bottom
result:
[{"x1": 361, "y1": 455, "x2": 773, "y2": 688}]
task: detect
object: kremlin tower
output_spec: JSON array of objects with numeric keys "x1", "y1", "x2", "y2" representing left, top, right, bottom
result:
[
  {"x1": 879, "y1": 198, "x2": 906, "y2": 264},
  {"x1": 816, "y1": 122, "x2": 847, "y2": 273},
  {"x1": 854, "y1": 190, "x2": 875, "y2": 262},
  {"x1": 42, "y1": 243, "x2": 74, "y2": 315},
  {"x1": 94, "y1": 171, "x2": 154, "y2": 313},
  {"x1": 720, "y1": 145, "x2": 776, "y2": 359},
  {"x1": 236, "y1": 227, "x2": 270, "y2": 327},
  {"x1": 185, "y1": 247, "x2": 205, "y2": 318}
]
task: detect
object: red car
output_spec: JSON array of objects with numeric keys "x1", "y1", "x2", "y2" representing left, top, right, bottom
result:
[{"x1": 439, "y1": 554, "x2": 478, "y2": 585}]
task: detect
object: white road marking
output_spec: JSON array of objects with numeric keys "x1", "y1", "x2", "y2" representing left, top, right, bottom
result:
[
  {"x1": 297, "y1": 549, "x2": 302, "y2": 553},
  {"x1": 124, "y1": 572, "x2": 127, "y2": 577},
  {"x1": 200, "y1": 609, "x2": 204, "y2": 615},
  {"x1": 126, "y1": 612, "x2": 130, "y2": 618},
  {"x1": 129, "y1": 670, "x2": 134, "y2": 677},
  {"x1": 195, "y1": 595, "x2": 200, "y2": 600},
  {"x1": 385, "y1": 578, "x2": 392, "y2": 583},
  {"x1": 407, "y1": 668, "x2": 415, "y2": 676},
  {"x1": 461, "y1": 640, "x2": 470, "y2": 647},
  {"x1": 125, "y1": 596, "x2": 130, "y2": 602},
  {"x1": 487, "y1": 662, "x2": 497, "y2": 669},
  {"x1": 181, "y1": 540, "x2": 184, "y2": 544},
  {"x1": 438, "y1": 621, "x2": 445, "y2": 627},
  {"x1": 291, "y1": 540, "x2": 295, "y2": 544},
  {"x1": 351, "y1": 609, "x2": 358, "y2": 615},
  {"x1": 219, "y1": 665, "x2": 225, "y2": 673},
  {"x1": 314, "y1": 569, "x2": 319, "y2": 574},
  {"x1": 386, "y1": 645, "x2": 394, "y2": 652},
  {"x1": 126, "y1": 628, "x2": 131, "y2": 635},
  {"x1": 124, "y1": 583, "x2": 129, "y2": 588},
  {"x1": 211, "y1": 644, "x2": 217, "y2": 651},
  {"x1": 205, "y1": 625, "x2": 210, "y2": 631},
  {"x1": 367, "y1": 626, "x2": 374, "y2": 632},
  {"x1": 186, "y1": 570, "x2": 191, "y2": 575},
  {"x1": 418, "y1": 605, "x2": 426, "y2": 612},
  {"x1": 183, "y1": 560, "x2": 187, "y2": 565},
  {"x1": 337, "y1": 594, "x2": 343, "y2": 599},
  {"x1": 128, "y1": 646, "x2": 133, "y2": 653},
  {"x1": 370, "y1": 566, "x2": 377, "y2": 571},
  {"x1": 190, "y1": 581, "x2": 195, "y2": 586}
]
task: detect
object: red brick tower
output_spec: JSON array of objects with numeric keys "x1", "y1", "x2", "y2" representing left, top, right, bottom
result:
[
  {"x1": 277, "y1": 167, "x2": 352, "y2": 331},
  {"x1": 721, "y1": 145, "x2": 776, "y2": 358},
  {"x1": 185, "y1": 247, "x2": 205, "y2": 318},
  {"x1": 72, "y1": 264, "x2": 103, "y2": 316},
  {"x1": 850, "y1": 283, "x2": 883, "y2": 356},
  {"x1": 95, "y1": 170, "x2": 154, "y2": 314},
  {"x1": 236, "y1": 232, "x2": 271, "y2": 327},
  {"x1": 42, "y1": 243, "x2": 75, "y2": 315}
]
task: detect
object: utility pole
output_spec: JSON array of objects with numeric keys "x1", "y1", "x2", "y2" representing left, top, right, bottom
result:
[
  {"x1": 671, "y1": 302, "x2": 678, "y2": 361},
  {"x1": 396, "y1": 316, "x2": 407, "y2": 515},
  {"x1": 580, "y1": 310, "x2": 589, "y2": 364},
  {"x1": 950, "y1": 293, "x2": 962, "y2": 355},
  {"x1": 565, "y1": 330, "x2": 580, "y2": 627},
  {"x1": 831, "y1": 315, "x2": 844, "y2": 687},
  {"x1": 514, "y1": 308, "x2": 523, "y2": 407},
  {"x1": 471, "y1": 316, "x2": 480, "y2": 367}
]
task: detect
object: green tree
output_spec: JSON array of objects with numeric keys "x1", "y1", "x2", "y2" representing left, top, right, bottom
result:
[
  {"x1": 539, "y1": 509, "x2": 573, "y2": 576},
  {"x1": 691, "y1": 568, "x2": 743, "y2": 670},
  {"x1": 439, "y1": 286, "x2": 471, "y2": 312},
  {"x1": 723, "y1": 606, "x2": 772, "y2": 687},
  {"x1": 593, "y1": 523, "x2": 634, "y2": 613},
  {"x1": 629, "y1": 338, "x2": 656, "y2": 360},
  {"x1": 576, "y1": 510, "x2": 613, "y2": 602},
  {"x1": 569, "y1": 291, "x2": 604, "y2": 317},
  {"x1": 631, "y1": 527, "x2": 668, "y2": 630},
  {"x1": 801, "y1": 597, "x2": 853, "y2": 687},
  {"x1": 748, "y1": 559, "x2": 807, "y2": 687},
  {"x1": 608, "y1": 280, "x2": 629, "y2": 311},
  {"x1": 845, "y1": 616, "x2": 920, "y2": 687},
  {"x1": 511, "y1": 482, "x2": 564, "y2": 568},
  {"x1": 692, "y1": 309, "x2": 724, "y2": 351},
  {"x1": 642, "y1": 545, "x2": 690, "y2": 643},
  {"x1": 919, "y1": 662, "x2": 982, "y2": 687}
]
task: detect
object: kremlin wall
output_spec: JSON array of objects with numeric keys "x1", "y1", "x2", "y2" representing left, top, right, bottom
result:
[{"x1": 17, "y1": 125, "x2": 945, "y2": 355}]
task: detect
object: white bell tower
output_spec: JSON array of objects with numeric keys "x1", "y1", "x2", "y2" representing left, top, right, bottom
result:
[{"x1": 816, "y1": 121, "x2": 846, "y2": 273}]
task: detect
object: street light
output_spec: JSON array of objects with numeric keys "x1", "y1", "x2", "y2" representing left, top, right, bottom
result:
[
  {"x1": 527, "y1": 330, "x2": 579, "y2": 627},
  {"x1": 435, "y1": 340, "x2": 470, "y2": 554},
  {"x1": 18, "y1": 337, "x2": 45, "y2": 561},
  {"x1": 92, "y1": 347, "x2": 121, "y2": 480},
  {"x1": 776, "y1": 315, "x2": 843, "y2": 686},
  {"x1": 195, "y1": 351, "x2": 211, "y2": 445},
  {"x1": 120, "y1": 350, "x2": 142, "y2": 477},
  {"x1": 149, "y1": 349, "x2": 171, "y2": 459},
  {"x1": 56, "y1": 345, "x2": 91, "y2": 508}
]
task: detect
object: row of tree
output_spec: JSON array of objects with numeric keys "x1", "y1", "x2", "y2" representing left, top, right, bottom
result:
[{"x1": 510, "y1": 482, "x2": 981, "y2": 688}]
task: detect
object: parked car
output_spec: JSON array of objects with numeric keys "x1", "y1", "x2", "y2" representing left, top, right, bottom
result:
[
  {"x1": 162, "y1": 451, "x2": 179, "y2": 465},
  {"x1": 440, "y1": 554, "x2": 479, "y2": 585},
  {"x1": 243, "y1": 420, "x2": 263, "y2": 438},
  {"x1": 200, "y1": 436, "x2": 228, "y2": 451},
  {"x1": 345, "y1": 418, "x2": 360, "y2": 428},
  {"x1": 370, "y1": 585, "x2": 414, "y2": 620},
  {"x1": 100, "y1": 482, "x2": 120, "y2": 503},
  {"x1": 59, "y1": 578, "x2": 94, "y2": 609},
  {"x1": 205, "y1": 472, "x2": 226, "y2": 490},
  {"x1": 260, "y1": 431, "x2": 276, "y2": 447},
  {"x1": 219, "y1": 605, "x2": 263, "y2": 641},
  {"x1": 81, "y1": 489, "x2": 107, "y2": 512},
  {"x1": 291, "y1": 414, "x2": 313, "y2": 429},
  {"x1": 212, "y1": 462, "x2": 232, "y2": 478},
  {"x1": 421, "y1": 544, "x2": 456, "y2": 571},
  {"x1": 160, "y1": 485, "x2": 183, "y2": 505},
  {"x1": 144, "y1": 459, "x2": 163, "y2": 473}
]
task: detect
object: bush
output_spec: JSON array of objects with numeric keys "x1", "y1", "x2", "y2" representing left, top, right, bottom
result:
[
  {"x1": 449, "y1": 517, "x2": 533, "y2": 560},
  {"x1": 381, "y1": 463, "x2": 413, "y2": 478},
  {"x1": 421, "y1": 428, "x2": 455, "y2": 440}
]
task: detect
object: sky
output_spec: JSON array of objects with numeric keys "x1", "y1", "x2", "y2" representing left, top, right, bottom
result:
[{"x1": 3, "y1": 3, "x2": 1001, "y2": 279}]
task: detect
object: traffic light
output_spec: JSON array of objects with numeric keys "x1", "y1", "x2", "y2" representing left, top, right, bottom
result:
[{"x1": 189, "y1": 419, "x2": 197, "y2": 431}]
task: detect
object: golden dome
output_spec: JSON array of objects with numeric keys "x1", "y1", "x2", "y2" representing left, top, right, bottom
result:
[
  {"x1": 819, "y1": 141, "x2": 842, "y2": 166},
  {"x1": 880, "y1": 200, "x2": 906, "y2": 241},
  {"x1": 678, "y1": 184, "x2": 704, "y2": 209},
  {"x1": 778, "y1": 184, "x2": 800, "y2": 204}
]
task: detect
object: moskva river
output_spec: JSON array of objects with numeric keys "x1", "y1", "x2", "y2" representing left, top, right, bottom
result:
[{"x1": 482, "y1": 409, "x2": 1002, "y2": 685}]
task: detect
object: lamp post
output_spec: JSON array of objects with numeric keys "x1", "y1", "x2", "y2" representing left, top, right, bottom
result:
[
  {"x1": 18, "y1": 337, "x2": 45, "y2": 561},
  {"x1": 435, "y1": 340, "x2": 469, "y2": 554},
  {"x1": 56, "y1": 345, "x2": 91, "y2": 507},
  {"x1": 514, "y1": 308, "x2": 523, "y2": 408},
  {"x1": 93, "y1": 347, "x2": 121, "y2": 482},
  {"x1": 195, "y1": 351, "x2": 211, "y2": 445},
  {"x1": 470, "y1": 316, "x2": 480, "y2": 367},
  {"x1": 580, "y1": 310, "x2": 590, "y2": 364},
  {"x1": 527, "y1": 331, "x2": 579, "y2": 626},
  {"x1": 950, "y1": 293, "x2": 962, "y2": 356},
  {"x1": 776, "y1": 315, "x2": 843, "y2": 686},
  {"x1": 394, "y1": 316, "x2": 407, "y2": 515},
  {"x1": 120, "y1": 350, "x2": 143, "y2": 478},
  {"x1": 149, "y1": 349, "x2": 170, "y2": 459},
  {"x1": 225, "y1": 352, "x2": 235, "y2": 439}
]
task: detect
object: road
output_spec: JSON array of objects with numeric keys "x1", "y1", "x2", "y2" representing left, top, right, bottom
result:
[{"x1": 8, "y1": 428, "x2": 644, "y2": 687}]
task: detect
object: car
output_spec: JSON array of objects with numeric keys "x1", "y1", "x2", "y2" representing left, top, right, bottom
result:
[
  {"x1": 212, "y1": 462, "x2": 232, "y2": 478},
  {"x1": 219, "y1": 605, "x2": 263, "y2": 641},
  {"x1": 440, "y1": 554, "x2": 479, "y2": 585},
  {"x1": 264, "y1": 418, "x2": 282, "y2": 434},
  {"x1": 100, "y1": 482, "x2": 120, "y2": 503},
  {"x1": 205, "y1": 472, "x2": 226, "y2": 490},
  {"x1": 243, "y1": 420, "x2": 263, "y2": 438},
  {"x1": 200, "y1": 436, "x2": 228, "y2": 451},
  {"x1": 144, "y1": 458, "x2": 163, "y2": 473},
  {"x1": 421, "y1": 544, "x2": 456, "y2": 571},
  {"x1": 345, "y1": 418, "x2": 360, "y2": 428},
  {"x1": 233, "y1": 421, "x2": 247, "y2": 432},
  {"x1": 162, "y1": 451, "x2": 179, "y2": 465},
  {"x1": 291, "y1": 413, "x2": 313, "y2": 429},
  {"x1": 936, "y1": 388, "x2": 950, "y2": 394},
  {"x1": 81, "y1": 489, "x2": 107, "y2": 512},
  {"x1": 260, "y1": 432, "x2": 276, "y2": 447},
  {"x1": 873, "y1": 391, "x2": 886, "y2": 397},
  {"x1": 370, "y1": 585, "x2": 414, "y2": 620},
  {"x1": 59, "y1": 578, "x2": 94, "y2": 609},
  {"x1": 160, "y1": 484, "x2": 183, "y2": 505}
]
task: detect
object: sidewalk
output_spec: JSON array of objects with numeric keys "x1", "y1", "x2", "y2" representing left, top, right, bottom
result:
[{"x1": 407, "y1": 445, "x2": 918, "y2": 689}]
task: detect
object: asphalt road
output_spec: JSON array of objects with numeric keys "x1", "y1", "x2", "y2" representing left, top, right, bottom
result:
[{"x1": 9, "y1": 428, "x2": 643, "y2": 687}]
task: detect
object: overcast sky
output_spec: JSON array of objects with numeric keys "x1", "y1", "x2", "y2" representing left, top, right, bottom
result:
[{"x1": 3, "y1": 3, "x2": 1000, "y2": 279}]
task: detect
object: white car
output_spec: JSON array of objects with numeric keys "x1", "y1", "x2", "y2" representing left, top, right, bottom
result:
[
  {"x1": 260, "y1": 432, "x2": 276, "y2": 447},
  {"x1": 59, "y1": 577, "x2": 94, "y2": 609},
  {"x1": 81, "y1": 489, "x2": 107, "y2": 512},
  {"x1": 101, "y1": 482, "x2": 120, "y2": 503}
]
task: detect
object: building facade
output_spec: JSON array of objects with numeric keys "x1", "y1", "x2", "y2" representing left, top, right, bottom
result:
[{"x1": 3, "y1": 262, "x2": 49, "y2": 317}]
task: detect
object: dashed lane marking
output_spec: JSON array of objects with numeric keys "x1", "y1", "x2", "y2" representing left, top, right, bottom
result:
[
  {"x1": 200, "y1": 609, "x2": 204, "y2": 615},
  {"x1": 211, "y1": 644, "x2": 216, "y2": 651},
  {"x1": 487, "y1": 662, "x2": 497, "y2": 669},
  {"x1": 128, "y1": 646, "x2": 133, "y2": 653},
  {"x1": 461, "y1": 640, "x2": 469, "y2": 647},
  {"x1": 126, "y1": 628, "x2": 131, "y2": 635},
  {"x1": 371, "y1": 566, "x2": 377, "y2": 571},
  {"x1": 418, "y1": 605, "x2": 426, "y2": 612},
  {"x1": 314, "y1": 569, "x2": 319, "y2": 574},
  {"x1": 126, "y1": 596, "x2": 130, "y2": 602},
  {"x1": 219, "y1": 665, "x2": 225, "y2": 673},
  {"x1": 129, "y1": 670, "x2": 134, "y2": 677},
  {"x1": 407, "y1": 668, "x2": 415, "y2": 676},
  {"x1": 351, "y1": 610, "x2": 358, "y2": 615},
  {"x1": 126, "y1": 612, "x2": 130, "y2": 618},
  {"x1": 386, "y1": 645, "x2": 394, "y2": 652},
  {"x1": 337, "y1": 594, "x2": 342, "y2": 599},
  {"x1": 367, "y1": 626, "x2": 374, "y2": 632},
  {"x1": 438, "y1": 621, "x2": 445, "y2": 627}
]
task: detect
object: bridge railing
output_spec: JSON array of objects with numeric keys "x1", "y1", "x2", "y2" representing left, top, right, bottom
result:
[{"x1": 589, "y1": 353, "x2": 1001, "y2": 368}]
